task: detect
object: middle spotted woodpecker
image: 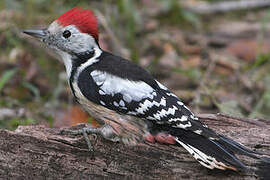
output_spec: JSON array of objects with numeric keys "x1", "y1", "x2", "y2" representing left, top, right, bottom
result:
[{"x1": 23, "y1": 8, "x2": 268, "y2": 171}]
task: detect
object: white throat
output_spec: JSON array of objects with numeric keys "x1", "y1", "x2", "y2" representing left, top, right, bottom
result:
[{"x1": 58, "y1": 50, "x2": 73, "y2": 78}]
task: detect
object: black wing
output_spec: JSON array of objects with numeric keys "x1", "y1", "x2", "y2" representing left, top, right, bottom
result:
[{"x1": 76, "y1": 51, "x2": 218, "y2": 138}]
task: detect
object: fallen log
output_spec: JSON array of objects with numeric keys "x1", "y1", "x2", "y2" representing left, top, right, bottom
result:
[{"x1": 0, "y1": 113, "x2": 269, "y2": 179}]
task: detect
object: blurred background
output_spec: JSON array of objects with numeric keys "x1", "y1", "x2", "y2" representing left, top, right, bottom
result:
[{"x1": 1, "y1": 0, "x2": 270, "y2": 130}]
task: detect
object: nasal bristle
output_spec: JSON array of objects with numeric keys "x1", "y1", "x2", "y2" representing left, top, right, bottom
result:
[{"x1": 56, "y1": 7, "x2": 98, "y2": 41}]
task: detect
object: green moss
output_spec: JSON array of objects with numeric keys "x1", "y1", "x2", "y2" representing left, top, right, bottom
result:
[{"x1": 0, "y1": 117, "x2": 36, "y2": 130}]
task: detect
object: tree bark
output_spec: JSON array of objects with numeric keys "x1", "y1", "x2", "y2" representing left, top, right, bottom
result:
[{"x1": 0, "y1": 113, "x2": 269, "y2": 180}]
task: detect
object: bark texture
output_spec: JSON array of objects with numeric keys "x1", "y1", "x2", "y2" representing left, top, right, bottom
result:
[{"x1": 0, "y1": 113, "x2": 269, "y2": 180}]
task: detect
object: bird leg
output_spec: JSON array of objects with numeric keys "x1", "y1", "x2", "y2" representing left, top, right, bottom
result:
[{"x1": 61, "y1": 125, "x2": 120, "y2": 151}]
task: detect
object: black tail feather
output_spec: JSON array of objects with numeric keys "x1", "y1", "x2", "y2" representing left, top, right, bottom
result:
[
  {"x1": 209, "y1": 139, "x2": 247, "y2": 169},
  {"x1": 170, "y1": 128, "x2": 248, "y2": 171},
  {"x1": 219, "y1": 136, "x2": 262, "y2": 157},
  {"x1": 150, "y1": 124, "x2": 268, "y2": 171},
  {"x1": 218, "y1": 136, "x2": 270, "y2": 164}
]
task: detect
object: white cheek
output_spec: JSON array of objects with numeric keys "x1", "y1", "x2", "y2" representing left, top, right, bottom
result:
[{"x1": 68, "y1": 34, "x2": 96, "y2": 54}]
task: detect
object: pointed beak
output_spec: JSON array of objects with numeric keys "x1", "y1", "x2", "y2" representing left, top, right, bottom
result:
[{"x1": 23, "y1": 29, "x2": 48, "y2": 39}]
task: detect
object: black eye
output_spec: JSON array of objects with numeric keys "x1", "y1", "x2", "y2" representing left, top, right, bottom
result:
[{"x1": 63, "y1": 30, "x2": 71, "y2": 38}]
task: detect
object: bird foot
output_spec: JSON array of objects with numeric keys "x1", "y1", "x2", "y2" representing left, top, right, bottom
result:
[{"x1": 61, "y1": 127, "x2": 101, "y2": 152}]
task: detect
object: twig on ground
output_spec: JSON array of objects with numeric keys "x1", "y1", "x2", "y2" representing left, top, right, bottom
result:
[
  {"x1": 95, "y1": 10, "x2": 129, "y2": 58},
  {"x1": 0, "y1": 108, "x2": 25, "y2": 121},
  {"x1": 191, "y1": 54, "x2": 216, "y2": 110},
  {"x1": 185, "y1": 0, "x2": 270, "y2": 14},
  {"x1": 197, "y1": 113, "x2": 267, "y2": 127}
]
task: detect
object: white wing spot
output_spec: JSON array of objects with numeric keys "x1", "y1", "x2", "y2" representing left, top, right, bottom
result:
[
  {"x1": 100, "y1": 101, "x2": 105, "y2": 105},
  {"x1": 194, "y1": 130, "x2": 202, "y2": 135},
  {"x1": 135, "y1": 97, "x2": 166, "y2": 114},
  {"x1": 119, "y1": 100, "x2": 125, "y2": 106},
  {"x1": 99, "y1": 90, "x2": 106, "y2": 95},
  {"x1": 113, "y1": 101, "x2": 119, "y2": 107},
  {"x1": 169, "y1": 115, "x2": 188, "y2": 123},
  {"x1": 128, "y1": 111, "x2": 137, "y2": 115},
  {"x1": 146, "y1": 116, "x2": 156, "y2": 120},
  {"x1": 136, "y1": 99, "x2": 152, "y2": 114},
  {"x1": 160, "y1": 97, "x2": 166, "y2": 106},
  {"x1": 153, "y1": 105, "x2": 178, "y2": 120},
  {"x1": 180, "y1": 115, "x2": 188, "y2": 121},
  {"x1": 175, "y1": 121, "x2": 192, "y2": 129},
  {"x1": 177, "y1": 101, "x2": 184, "y2": 106}
]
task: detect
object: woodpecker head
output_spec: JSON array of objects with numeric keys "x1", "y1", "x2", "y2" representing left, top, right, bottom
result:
[{"x1": 23, "y1": 8, "x2": 99, "y2": 58}]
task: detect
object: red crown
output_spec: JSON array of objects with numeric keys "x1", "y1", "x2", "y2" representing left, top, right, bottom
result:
[{"x1": 56, "y1": 8, "x2": 98, "y2": 41}]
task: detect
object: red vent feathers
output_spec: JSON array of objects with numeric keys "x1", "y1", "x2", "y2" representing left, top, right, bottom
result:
[{"x1": 56, "y1": 8, "x2": 98, "y2": 41}]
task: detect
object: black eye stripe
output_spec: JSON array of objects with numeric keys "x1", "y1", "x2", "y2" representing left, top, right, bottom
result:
[{"x1": 63, "y1": 30, "x2": 71, "y2": 38}]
